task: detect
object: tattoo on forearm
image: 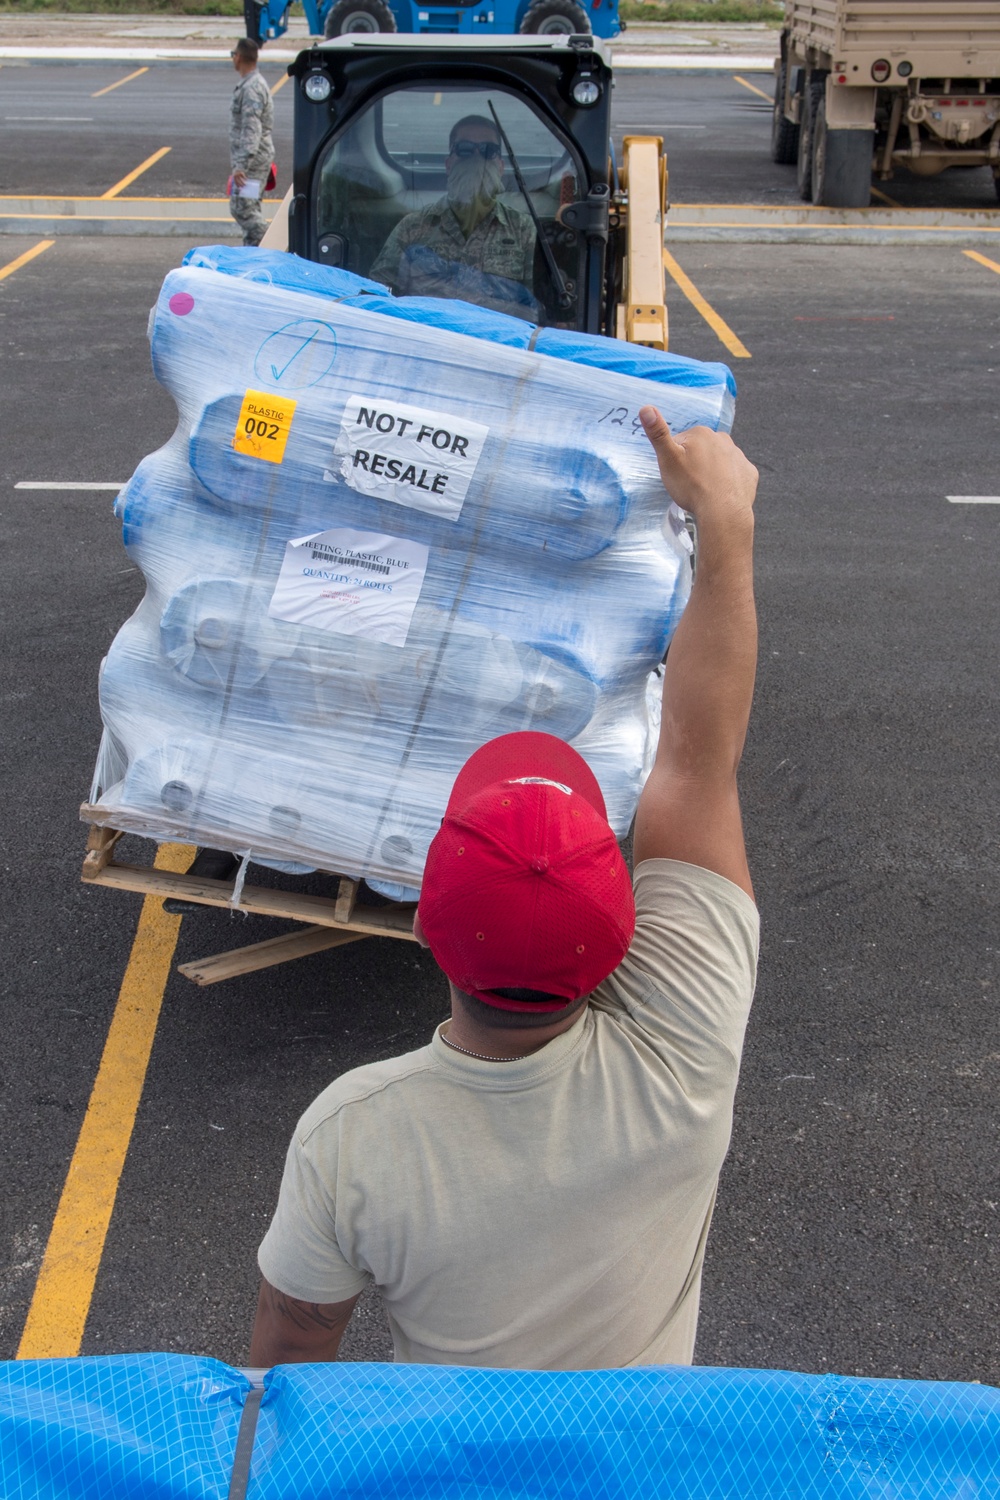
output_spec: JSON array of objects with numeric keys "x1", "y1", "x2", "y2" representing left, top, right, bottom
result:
[{"x1": 266, "y1": 1284, "x2": 345, "y2": 1333}]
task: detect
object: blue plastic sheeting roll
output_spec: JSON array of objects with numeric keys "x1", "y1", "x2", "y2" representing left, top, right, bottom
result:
[
  {"x1": 252, "y1": 1362, "x2": 1000, "y2": 1500},
  {"x1": 181, "y1": 245, "x2": 737, "y2": 394},
  {"x1": 188, "y1": 393, "x2": 629, "y2": 561},
  {"x1": 182, "y1": 244, "x2": 390, "y2": 308},
  {"x1": 2, "y1": 1356, "x2": 999, "y2": 1500},
  {"x1": 0, "y1": 1354, "x2": 247, "y2": 1500},
  {"x1": 89, "y1": 245, "x2": 734, "y2": 885}
]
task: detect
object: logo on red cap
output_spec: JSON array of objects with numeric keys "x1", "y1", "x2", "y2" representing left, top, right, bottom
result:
[{"x1": 417, "y1": 734, "x2": 636, "y2": 1008}]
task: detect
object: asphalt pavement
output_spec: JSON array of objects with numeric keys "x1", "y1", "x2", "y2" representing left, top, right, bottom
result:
[
  {"x1": 0, "y1": 56, "x2": 998, "y2": 1381},
  {"x1": 2, "y1": 60, "x2": 998, "y2": 208},
  {"x1": 0, "y1": 61, "x2": 295, "y2": 199}
]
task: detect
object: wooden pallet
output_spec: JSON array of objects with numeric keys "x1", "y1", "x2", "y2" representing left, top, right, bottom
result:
[{"x1": 80, "y1": 809, "x2": 418, "y2": 986}]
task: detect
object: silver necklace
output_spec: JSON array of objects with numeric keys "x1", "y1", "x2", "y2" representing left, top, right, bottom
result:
[{"x1": 441, "y1": 1028, "x2": 517, "y2": 1062}]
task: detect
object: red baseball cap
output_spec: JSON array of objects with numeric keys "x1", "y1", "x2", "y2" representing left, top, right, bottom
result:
[{"x1": 418, "y1": 732, "x2": 636, "y2": 1011}]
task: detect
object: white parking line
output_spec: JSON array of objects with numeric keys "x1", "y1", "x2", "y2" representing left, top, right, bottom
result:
[
  {"x1": 15, "y1": 481, "x2": 124, "y2": 491},
  {"x1": 946, "y1": 495, "x2": 1000, "y2": 504}
]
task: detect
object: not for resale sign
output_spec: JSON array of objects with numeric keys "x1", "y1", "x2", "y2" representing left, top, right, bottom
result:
[
  {"x1": 332, "y1": 394, "x2": 488, "y2": 521},
  {"x1": 233, "y1": 388, "x2": 298, "y2": 464}
]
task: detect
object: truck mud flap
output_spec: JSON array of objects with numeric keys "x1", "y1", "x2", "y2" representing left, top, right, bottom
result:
[{"x1": 814, "y1": 119, "x2": 874, "y2": 208}]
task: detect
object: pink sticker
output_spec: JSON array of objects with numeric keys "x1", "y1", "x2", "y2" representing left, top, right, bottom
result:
[{"x1": 169, "y1": 292, "x2": 195, "y2": 316}]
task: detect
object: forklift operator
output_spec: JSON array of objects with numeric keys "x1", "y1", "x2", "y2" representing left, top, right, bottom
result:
[
  {"x1": 369, "y1": 115, "x2": 538, "y2": 316},
  {"x1": 250, "y1": 410, "x2": 760, "y2": 1372}
]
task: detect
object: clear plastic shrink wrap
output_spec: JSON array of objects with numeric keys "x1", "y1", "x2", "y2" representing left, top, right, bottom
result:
[{"x1": 90, "y1": 246, "x2": 736, "y2": 892}]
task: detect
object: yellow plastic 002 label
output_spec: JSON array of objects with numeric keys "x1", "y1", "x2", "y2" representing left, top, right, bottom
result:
[{"x1": 232, "y1": 388, "x2": 298, "y2": 464}]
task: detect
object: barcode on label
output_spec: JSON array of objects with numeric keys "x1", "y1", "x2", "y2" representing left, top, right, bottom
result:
[{"x1": 311, "y1": 549, "x2": 390, "y2": 576}]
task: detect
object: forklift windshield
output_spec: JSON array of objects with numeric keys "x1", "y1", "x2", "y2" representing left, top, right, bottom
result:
[{"x1": 313, "y1": 84, "x2": 585, "y2": 324}]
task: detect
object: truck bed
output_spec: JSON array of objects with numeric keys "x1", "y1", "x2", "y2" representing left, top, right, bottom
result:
[{"x1": 787, "y1": 1, "x2": 1000, "y2": 74}]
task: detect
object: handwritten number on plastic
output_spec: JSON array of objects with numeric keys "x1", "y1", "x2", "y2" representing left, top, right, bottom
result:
[
  {"x1": 233, "y1": 388, "x2": 298, "y2": 464},
  {"x1": 597, "y1": 406, "x2": 645, "y2": 437}
]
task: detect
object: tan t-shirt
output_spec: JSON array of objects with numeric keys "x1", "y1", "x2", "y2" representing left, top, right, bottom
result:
[{"x1": 258, "y1": 859, "x2": 759, "y2": 1369}]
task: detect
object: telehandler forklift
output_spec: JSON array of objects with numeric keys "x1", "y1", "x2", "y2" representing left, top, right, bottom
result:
[
  {"x1": 263, "y1": 34, "x2": 669, "y2": 349},
  {"x1": 244, "y1": 0, "x2": 621, "y2": 45}
]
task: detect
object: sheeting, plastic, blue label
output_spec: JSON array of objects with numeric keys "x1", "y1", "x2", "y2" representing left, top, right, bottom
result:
[{"x1": 2, "y1": 1357, "x2": 999, "y2": 1500}]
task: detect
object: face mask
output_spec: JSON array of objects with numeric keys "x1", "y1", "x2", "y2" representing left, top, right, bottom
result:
[{"x1": 447, "y1": 153, "x2": 504, "y2": 235}]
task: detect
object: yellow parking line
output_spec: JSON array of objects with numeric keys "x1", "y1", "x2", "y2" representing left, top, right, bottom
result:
[
  {"x1": 870, "y1": 186, "x2": 902, "y2": 208},
  {"x1": 0, "y1": 240, "x2": 54, "y2": 281},
  {"x1": 733, "y1": 73, "x2": 771, "y2": 102},
  {"x1": 16, "y1": 842, "x2": 193, "y2": 1359},
  {"x1": 271, "y1": 71, "x2": 291, "y2": 94},
  {"x1": 92, "y1": 67, "x2": 148, "y2": 98},
  {"x1": 662, "y1": 248, "x2": 751, "y2": 359},
  {"x1": 101, "y1": 147, "x2": 172, "y2": 200},
  {"x1": 964, "y1": 249, "x2": 1000, "y2": 276}
]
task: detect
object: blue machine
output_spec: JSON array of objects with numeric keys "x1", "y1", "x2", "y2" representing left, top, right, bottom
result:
[{"x1": 244, "y1": 0, "x2": 621, "y2": 46}]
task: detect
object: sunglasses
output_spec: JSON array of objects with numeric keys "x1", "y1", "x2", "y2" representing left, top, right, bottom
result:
[{"x1": 451, "y1": 139, "x2": 502, "y2": 161}]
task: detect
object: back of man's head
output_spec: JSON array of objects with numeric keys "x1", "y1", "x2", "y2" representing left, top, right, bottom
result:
[
  {"x1": 417, "y1": 732, "x2": 636, "y2": 1013},
  {"x1": 234, "y1": 37, "x2": 259, "y2": 65}
]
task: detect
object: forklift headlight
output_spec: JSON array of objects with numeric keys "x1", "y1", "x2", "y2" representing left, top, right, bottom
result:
[
  {"x1": 571, "y1": 78, "x2": 601, "y2": 107},
  {"x1": 304, "y1": 72, "x2": 332, "y2": 102}
]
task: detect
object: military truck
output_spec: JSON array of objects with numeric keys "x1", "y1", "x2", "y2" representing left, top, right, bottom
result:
[{"x1": 771, "y1": 1, "x2": 1000, "y2": 207}]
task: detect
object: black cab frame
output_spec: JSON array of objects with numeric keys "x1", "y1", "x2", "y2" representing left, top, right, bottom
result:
[{"x1": 286, "y1": 35, "x2": 618, "y2": 334}]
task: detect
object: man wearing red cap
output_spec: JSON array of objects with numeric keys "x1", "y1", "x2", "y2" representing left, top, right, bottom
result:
[{"x1": 251, "y1": 407, "x2": 759, "y2": 1370}]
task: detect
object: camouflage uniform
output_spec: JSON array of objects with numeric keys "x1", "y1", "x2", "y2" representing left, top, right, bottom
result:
[
  {"x1": 370, "y1": 199, "x2": 536, "y2": 303},
  {"x1": 229, "y1": 68, "x2": 274, "y2": 247}
]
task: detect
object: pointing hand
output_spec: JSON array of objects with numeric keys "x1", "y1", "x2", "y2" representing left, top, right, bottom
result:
[{"x1": 639, "y1": 406, "x2": 758, "y2": 526}]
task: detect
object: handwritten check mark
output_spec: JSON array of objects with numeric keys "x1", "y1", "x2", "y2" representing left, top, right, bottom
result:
[{"x1": 271, "y1": 326, "x2": 319, "y2": 383}]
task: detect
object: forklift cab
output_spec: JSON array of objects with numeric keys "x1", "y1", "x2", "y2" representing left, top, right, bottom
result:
[{"x1": 286, "y1": 36, "x2": 617, "y2": 334}]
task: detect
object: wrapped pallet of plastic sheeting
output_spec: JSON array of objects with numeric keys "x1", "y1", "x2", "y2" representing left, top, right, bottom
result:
[{"x1": 87, "y1": 247, "x2": 737, "y2": 893}]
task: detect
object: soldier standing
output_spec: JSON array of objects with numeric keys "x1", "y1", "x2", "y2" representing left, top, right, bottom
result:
[{"x1": 229, "y1": 38, "x2": 274, "y2": 247}]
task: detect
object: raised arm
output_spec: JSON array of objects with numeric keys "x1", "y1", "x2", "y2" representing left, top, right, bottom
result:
[{"x1": 632, "y1": 407, "x2": 758, "y2": 898}]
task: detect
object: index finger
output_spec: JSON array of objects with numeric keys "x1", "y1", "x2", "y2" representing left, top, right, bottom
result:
[{"x1": 638, "y1": 405, "x2": 693, "y2": 490}]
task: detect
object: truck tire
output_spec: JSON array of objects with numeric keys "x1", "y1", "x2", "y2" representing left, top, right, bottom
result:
[
  {"x1": 520, "y1": 0, "x2": 591, "y2": 35},
  {"x1": 323, "y1": 0, "x2": 396, "y2": 35},
  {"x1": 796, "y1": 75, "x2": 825, "y2": 200},
  {"x1": 811, "y1": 97, "x2": 872, "y2": 207},
  {"x1": 770, "y1": 61, "x2": 799, "y2": 165}
]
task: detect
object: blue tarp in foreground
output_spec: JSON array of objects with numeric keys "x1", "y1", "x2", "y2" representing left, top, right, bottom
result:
[{"x1": 1, "y1": 1356, "x2": 998, "y2": 1499}]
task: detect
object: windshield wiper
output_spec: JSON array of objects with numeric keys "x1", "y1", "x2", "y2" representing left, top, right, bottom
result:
[{"x1": 487, "y1": 99, "x2": 573, "y2": 314}]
